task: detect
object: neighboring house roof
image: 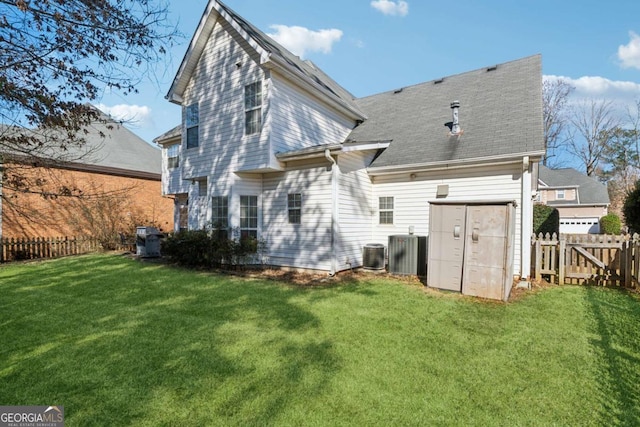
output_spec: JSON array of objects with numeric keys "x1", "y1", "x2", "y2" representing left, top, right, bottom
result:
[
  {"x1": 2, "y1": 106, "x2": 162, "y2": 179},
  {"x1": 352, "y1": 55, "x2": 545, "y2": 170},
  {"x1": 167, "y1": 0, "x2": 365, "y2": 120},
  {"x1": 538, "y1": 165, "x2": 610, "y2": 206},
  {"x1": 154, "y1": 125, "x2": 181, "y2": 145}
]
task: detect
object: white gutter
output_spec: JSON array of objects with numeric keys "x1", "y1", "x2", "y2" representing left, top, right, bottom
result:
[
  {"x1": 521, "y1": 156, "x2": 532, "y2": 281},
  {"x1": 325, "y1": 149, "x2": 338, "y2": 276},
  {"x1": 367, "y1": 151, "x2": 546, "y2": 176}
]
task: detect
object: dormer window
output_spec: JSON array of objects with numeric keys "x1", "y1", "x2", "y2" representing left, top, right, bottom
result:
[
  {"x1": 556, "y1": 189, "x2": 565, "y2": 200},
  {"x1": 185, "y1": 103, "x2": 199, "y2": 148},
  {"x1": 244, "y1": 81, "x2": 262, "y2": 135}
]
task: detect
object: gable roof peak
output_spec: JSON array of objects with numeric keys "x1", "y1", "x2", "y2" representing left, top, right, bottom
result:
[{"x1": 167, "y1": 0, "x2": 364, "y2": 120}]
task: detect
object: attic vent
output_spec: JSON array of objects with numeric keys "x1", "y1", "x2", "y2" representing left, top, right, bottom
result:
[
  {"x1": 487, "y1": 65, "x2": 498, "y2": 72},
  {"x1": 434, "y1": 78, "x2": 444, "y2": 84},
  {"x1": 393, "y1": 88, "x2": 404, "y2": 94}
]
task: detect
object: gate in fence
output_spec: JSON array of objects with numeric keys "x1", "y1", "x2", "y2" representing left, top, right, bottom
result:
[{"x1": 532, "y1": 233, "x2": 640, "y2": 287}]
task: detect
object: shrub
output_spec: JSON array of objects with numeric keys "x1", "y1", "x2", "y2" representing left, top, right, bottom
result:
[
  {"x1": 599, "y1": 214, "x2": 621, "y2": 235},
  {"x1": 161, "y1": 227, "x2": 262, "y2": 269},
  {"x1": 623, "y1": 181, "x2": 640, "y2": 234},
  {"x1": 533, "y1": 204, "x2": 559, "y2": 236}
]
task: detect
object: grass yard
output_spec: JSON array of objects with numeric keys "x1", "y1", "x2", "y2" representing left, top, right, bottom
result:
[{"x1": 1, "y1": 254, "x2": 640, "y2": 426}]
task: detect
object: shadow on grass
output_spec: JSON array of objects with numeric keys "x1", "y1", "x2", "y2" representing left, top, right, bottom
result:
[
  {"x1": 585, "y1": 286, "x2": 640, "y2": 426},
  {"x1": 0, "y1": 254, "x2": 354, "y2": 425}
]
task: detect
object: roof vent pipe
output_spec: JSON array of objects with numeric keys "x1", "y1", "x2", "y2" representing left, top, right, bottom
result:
[{"x1": 450, "y1": 101, "x2": 462, "y2": 135}]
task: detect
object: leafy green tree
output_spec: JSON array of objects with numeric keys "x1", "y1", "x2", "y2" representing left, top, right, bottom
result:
[
  {"x1": 533, "y1": 204, "x2": 559, "y2": 236},
  {"x1": 599, "y1": 214, "x2": 621, "y2": 235},
  {"x1": 623, "y1": 181, "x2": 640, "y2": 233}
]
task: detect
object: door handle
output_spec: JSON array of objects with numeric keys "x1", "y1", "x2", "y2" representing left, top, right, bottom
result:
[
  {"x1": 454, "y1": 225, "x2": 461, "y2": 239},
  {"x1": 472, "y1": 228, "x2": 479, "y2": 242}
]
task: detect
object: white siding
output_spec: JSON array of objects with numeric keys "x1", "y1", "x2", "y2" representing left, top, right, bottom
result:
[
  {"x1": 336, "y1": 152, "x2": 375, "y2": 270},
  {"x1": 181, "y1": 18, "x2": 270, "y2": 180},
  {"x1": 262, "y1": 163, "x2": 333, "y2": 271},
  {"x1": 370, "y1": 164, "x2": 524, "y2": 275},
  {"x1": 161, "y1": 145, "x2": 190, "y2": 196},
  {"x1": 270, "y1": 75, "x2": 355, "y2": 154}
]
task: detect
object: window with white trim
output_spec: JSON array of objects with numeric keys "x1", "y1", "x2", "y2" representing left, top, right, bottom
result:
[
  {"x1": 288, "y1": 193, "x2": 302, "y2": 224},
  {"x1": 185, "y1": 103, "x2": 199, "y2": 148},
  {"x1": 167, "y1": 144, "x2": 179, "y2": 169},
  {"x1": 379, "y1": 197, "x2": 394, "y2": 224},
  {"x1": 240, "y1": 195, "x2": 258, "y2": 238},
  {"x1": 244, "y1": 81, "x2": 262, "y2": 135},
  {"x1": 556, "y1": 189, "x2": 565, "y2": 200}
]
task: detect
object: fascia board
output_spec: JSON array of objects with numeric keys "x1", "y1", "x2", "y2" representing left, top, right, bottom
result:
[{"x1": 367, "y1": 150, "x2": 545, "y2": 176}]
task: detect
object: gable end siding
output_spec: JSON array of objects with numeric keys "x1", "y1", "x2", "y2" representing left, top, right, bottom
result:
[
  {"x1": 270, "y1": 75, "x2": 356, "y2": 155},
  {"x1": 181, "y1": 17, "x2": 271, "y2": 180}
]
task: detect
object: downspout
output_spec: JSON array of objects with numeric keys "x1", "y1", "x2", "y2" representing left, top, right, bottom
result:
[
  {"x1": 521, "y1": 156, "x2": 532, "y2": 281},
  {"x1": 325, "y1": 149, "x2": 338, "y2": 276}
]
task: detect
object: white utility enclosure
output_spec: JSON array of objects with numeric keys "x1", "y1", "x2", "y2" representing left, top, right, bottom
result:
[{"x1": 427, "y1": 202, "x2": 515, "y2": 301}]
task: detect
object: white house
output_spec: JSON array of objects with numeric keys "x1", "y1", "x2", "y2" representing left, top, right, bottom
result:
[{"x1": 155, "y1": 0, "x2": 545, "y2": 291}]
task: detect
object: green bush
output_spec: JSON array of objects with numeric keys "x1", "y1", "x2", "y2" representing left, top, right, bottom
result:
[
  {"x1": 533, "y1": 204, "x2": 559, "y2": 236},
  {"x1": 599, "y1": 214, "x2": 621, "y2": 235},
  {"x1": 161, "y1": 227, "x2": 262, "y2": 269},
  {"x1": 623, "y1": 181, "x2": 640, "y2": 234}
]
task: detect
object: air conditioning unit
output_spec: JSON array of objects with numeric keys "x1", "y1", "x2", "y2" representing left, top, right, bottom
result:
[
  {"x1": 388, "y1": 235, "x2": 427, "y2": 276},
  {"x1": 363, "y1": 243, "x2": 385, "y2": 270}
]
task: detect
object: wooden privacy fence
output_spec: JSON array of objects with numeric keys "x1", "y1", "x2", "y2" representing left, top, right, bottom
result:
[
  {"x1": 532, "y1": 233, "x2": 640, "y2": 287},
  {"x1": 0, "y1": 236, "x2": 100, "y2": 263}
]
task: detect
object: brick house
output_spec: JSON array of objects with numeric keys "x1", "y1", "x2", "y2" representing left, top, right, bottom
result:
[{"x1": 1, "y1": 107, "x2": 174, "y2": 240}]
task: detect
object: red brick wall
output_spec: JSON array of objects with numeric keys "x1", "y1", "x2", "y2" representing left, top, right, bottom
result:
[{"x1": 2, "y1": 165, "x2": 174, "y2": 238}]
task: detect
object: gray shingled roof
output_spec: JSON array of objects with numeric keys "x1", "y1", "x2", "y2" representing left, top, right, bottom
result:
[
  {"x1": 349, "y1": 55, "x2": 544, "y2": 169},
  {"x1": 3, "y1": 107, "x2": 161, "y2": 178},
  {"x1": 154, "y1": 125, "x2": 181, "y2": 144},
  {"x1": 539, "y1": 165, "x2": 610, "y2": 205}
]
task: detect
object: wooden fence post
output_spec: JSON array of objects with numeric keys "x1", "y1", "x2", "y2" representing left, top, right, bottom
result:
[
  {"x1": 558, "y1": 236, "x2": 566, "y2": 286},
  {"x1": 534, "y1": 235, "x2": 542, "y2": 281}
]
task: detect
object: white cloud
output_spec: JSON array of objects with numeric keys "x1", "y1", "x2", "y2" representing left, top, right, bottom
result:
[
  {"x1": 371, "y1": 0, "x2": 409, "y2": 17},
  {"x1": 545, "y1": 75, "x2": 640, "y2": 99},
  {"x1": 618, "y1": 31, "x2": 640, "y2": 70},
  {"x1": 96, "y1": 104, "x2": 153, "y2": 129},
  {"x1": 267, "y1": 25, "x2": 343, "y2": 58}
]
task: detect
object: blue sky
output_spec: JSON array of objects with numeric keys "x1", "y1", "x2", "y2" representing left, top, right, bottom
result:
[{"x1": 98, "y1": 0, "x2": 640, "y2": 153}]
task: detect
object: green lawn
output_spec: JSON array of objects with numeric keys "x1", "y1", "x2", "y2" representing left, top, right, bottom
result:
[{"x1": 1, "y1": 254, "x2": 639, "y2": 426}]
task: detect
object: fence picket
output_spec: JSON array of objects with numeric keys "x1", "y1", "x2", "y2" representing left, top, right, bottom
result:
[
  {"x1": 532, "y1": 234, "x2": 639, "y2": 287},
  {"x1": 0, "y1": 236, "x2": 102, "y2": 263}
]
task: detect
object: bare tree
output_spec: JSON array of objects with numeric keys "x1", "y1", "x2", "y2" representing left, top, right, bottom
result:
[
  {"x1": 567, "y1": 99, "x2": 620, "y2": 177},
  {"x1": 0, "y1": 0, "x2": 177, "y2": 194},
  {"x1": 542, "y1": 78, "x2": 574, "y2": 167}
]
